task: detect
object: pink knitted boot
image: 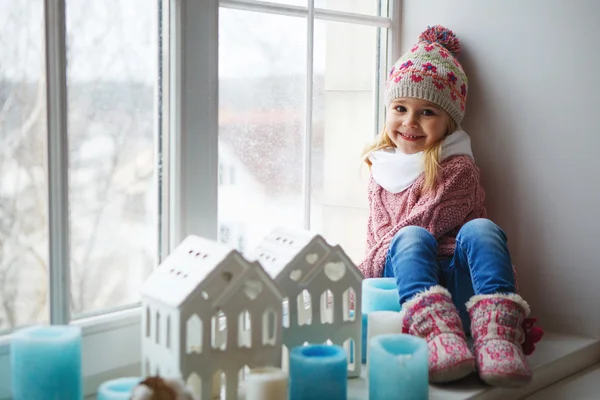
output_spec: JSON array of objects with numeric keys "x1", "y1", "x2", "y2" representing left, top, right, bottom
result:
[
  {"x1": 402, "y1": 286, "x2": 475, "y2": 383},
  {"x1": 466, "y1": 293, "x2": 532, "y2": 388}
]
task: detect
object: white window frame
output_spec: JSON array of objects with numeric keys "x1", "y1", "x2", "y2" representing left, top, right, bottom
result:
[{"x1": 0, "y1": 0, "x2": 400, "y2": 398}]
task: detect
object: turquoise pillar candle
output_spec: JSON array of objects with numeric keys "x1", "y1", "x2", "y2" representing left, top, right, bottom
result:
[
  {"x1": 97, "y1": 377, "x2": 142, "y2": 400},
  {"x1": 289, "y1": 344, "x2": 347, "y2": 400},
  {"x1": 10, "y1": 325, "x2": 82, "y2": 400},
  {"x1": 362, "y1": 278, "x2": 401, "y2": 313},
  {"x1": 361, "y1": 278, "x2": 400, "y2": 363},
  {"x1": 346, "y1": 312, "x2": 356, "y2": 364},
  {"x1": 368, "y1": 334, "x2": 428, "y2": 400},
  {"x1": 361, "y1": 312, "x2": 368, "y2": 363}
]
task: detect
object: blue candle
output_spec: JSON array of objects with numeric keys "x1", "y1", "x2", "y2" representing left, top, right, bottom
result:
[
  {"x1": 10, "y1": 325, "x2": 82, "y2": 400},
  {"x1": 289, "y1": 344, "x2": 347, "y2": 400},
  {"x1": 368, "y1": 334, "x2": 428, "y2": 400},
  {"x1": 361, "y1": 278, "x2": 400, "y2": 363},
  {"x1": 97, "y1": 377, "x2": 142, "y2": 400},
  {"x1": 362, "y1": 278, "x2": 401, "y2": 313},
  {"x1": 347, "y1": 312, "x2": 357, "y2": 364},
  {"x1": 362, "y1": 313, "x2": 368, "y2": 363}
]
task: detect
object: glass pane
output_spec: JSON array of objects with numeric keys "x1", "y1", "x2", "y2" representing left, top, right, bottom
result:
[
  {"x1": 66, "y1": 0, "x2": 159, "y2": 317},
  {"x1": 315, "y1": 0, "x2": 388, "y2": 17},
  {"x1": 219, "y1": 9, "x2": 306, "y2": 252},
  {"x1": 311, "y1": 21, "x2": 382, "y2": 264},
  {"x1": 0, "y1": 0, "x2": 49, "y2": 332}
]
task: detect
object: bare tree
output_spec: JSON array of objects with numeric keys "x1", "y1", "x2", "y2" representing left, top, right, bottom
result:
[
  {"x1": 0, "y1": 0, "x2": 51, "y2": 330},
  {"x1": 0, "y1": 0, "x2": 157, "y2": 331}
]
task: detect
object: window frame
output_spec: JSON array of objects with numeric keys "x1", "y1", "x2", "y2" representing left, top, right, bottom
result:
[{"x1": 0, "y1": 0, "x2": 400, "y2": 397}]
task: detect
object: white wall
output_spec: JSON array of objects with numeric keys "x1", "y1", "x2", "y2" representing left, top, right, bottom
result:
[{"x1": 401, "y1": 0, "x2": 600, "y2": 337}]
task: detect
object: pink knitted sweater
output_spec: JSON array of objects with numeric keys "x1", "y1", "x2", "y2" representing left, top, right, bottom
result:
[{"x1": 359, "y1": 155, "x2": 487, "y2": 279}]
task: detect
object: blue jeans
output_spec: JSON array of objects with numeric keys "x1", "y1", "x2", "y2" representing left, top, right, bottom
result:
[{"x1": 383, "y1": 218, "x2": 516, "y2": 334}]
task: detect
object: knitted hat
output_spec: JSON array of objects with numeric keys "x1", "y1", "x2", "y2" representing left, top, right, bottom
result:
[{"x1": 385, "y1": 25, "x2": 468, "y2": 127}]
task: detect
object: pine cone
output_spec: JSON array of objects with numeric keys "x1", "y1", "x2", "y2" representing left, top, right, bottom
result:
[
  {"x1": 132, "y1": 376, "x2": 177, "y2": 400},
  {"x1": 131, "y1": 376, "x2": 196, "y2": 400}
]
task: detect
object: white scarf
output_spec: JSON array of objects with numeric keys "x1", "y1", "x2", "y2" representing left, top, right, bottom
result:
[{"x1": 369, "y1": 129, "x2": 474, "y2": 193}]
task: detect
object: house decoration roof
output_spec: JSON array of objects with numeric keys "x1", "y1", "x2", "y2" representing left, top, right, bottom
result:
[
  {"x1": 211, "y1": 258, "x2": 284, "y2": 310},
  {"x1": 301, "y1": 244, "x2": 364, "y2": 287},
  {"x1": 247, "y1": 226, "x2": 320, "y2": 279},
  {"x1": 141, "y1": 235, "x2": 243, "y2": 308},
  {"x1": 248, "y1": 226, "x2": 363, "y2": 287}
]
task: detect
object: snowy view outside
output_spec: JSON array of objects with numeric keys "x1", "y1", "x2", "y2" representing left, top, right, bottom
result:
[
  {"x1": 0, "y1": 0, "x2": 158, "y2": 331},
  {"x1": 218, "y1": 3, "x2": 382, "y2": 255},
  {"x1": 0, "y1": 0, "x2": 383, "y2": 332}
]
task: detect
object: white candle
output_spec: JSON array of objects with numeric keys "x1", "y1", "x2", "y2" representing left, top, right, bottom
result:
[
  {"x1": 245, "y1": 367, "x2": 288, "y2": 400},
  {"x1": 366, "y1": 311, "x2": 404, "y2": 364}
]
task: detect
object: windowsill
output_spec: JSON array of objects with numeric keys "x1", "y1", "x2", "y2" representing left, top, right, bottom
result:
[
  {"x1": 348, "y1": 332, "x2": 600, "y2": 400},
  {"x1": 1, "y1": 317, "x2": 599, "y2": 399},
  {"x1": 526, "y1": 363, "x2": 600, "y2": 400},
  {"x1": 0, "y1": 308, "x2": 142, "y2": 400}
]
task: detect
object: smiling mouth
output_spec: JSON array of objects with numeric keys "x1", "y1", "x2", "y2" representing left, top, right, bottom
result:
[{"x1": 399, "y1": 132, "x2": 425, "y2": 141}]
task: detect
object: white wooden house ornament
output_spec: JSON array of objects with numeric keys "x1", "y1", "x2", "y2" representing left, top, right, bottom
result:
[
  {"x1": 249, "y1": 227, "x2": 364, "y2": 378},
  {"x1": 141, "y1": 235, "x2": 284, "y2": 400}
]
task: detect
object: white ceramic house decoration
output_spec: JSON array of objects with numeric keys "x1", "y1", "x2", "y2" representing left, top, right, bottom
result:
[
  {"x1": 250, "y1": 226, "x2": 364, "y2": 378},
  {"x1": 141, "y1": 235, "x2": 284, "y2": 400}
]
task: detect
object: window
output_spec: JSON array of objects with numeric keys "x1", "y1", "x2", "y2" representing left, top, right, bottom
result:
[
  {"x1": 0, "y1": 0, "x2": 49, "y2": 332},
  {"x1": 66, "y1": 0, "x2": 159, "y2": 318},
  {"x1": 0, "y1": 0, "x2": 160, "y2": 333},
  {"x1": 0, "y1": 0, "x2": 162, "y2": 395},
  {"x1": 217, "y1": 0, "x2": 392, "y2": 262},
  {"x1": 0, "y1": 1, "x2": 398, "y2": 397}
]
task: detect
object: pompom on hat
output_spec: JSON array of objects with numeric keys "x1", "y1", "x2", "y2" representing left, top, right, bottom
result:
[{"x1": 385, "y1": 25, "x2": 468, "y2": 127}]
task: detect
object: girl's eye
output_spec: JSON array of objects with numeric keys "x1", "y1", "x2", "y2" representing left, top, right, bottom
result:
[
  {"x1": 395, "y1": 106, "x2": 407, "y2": 112},
  {"x1": 422, "y1": 109, "x2": 436, "y2": 116}
]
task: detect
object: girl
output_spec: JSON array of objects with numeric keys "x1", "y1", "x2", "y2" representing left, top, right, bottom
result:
[{"x1": 360, "y1": 26, "x2": 542, "y2": 387}]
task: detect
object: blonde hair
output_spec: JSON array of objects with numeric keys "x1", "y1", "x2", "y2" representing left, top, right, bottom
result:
[{"x1": 362, "y1": 117, "x2": 457, "y2": 192}]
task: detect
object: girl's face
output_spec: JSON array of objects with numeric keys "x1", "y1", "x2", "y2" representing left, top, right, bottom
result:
[{"x1": 386, "y1": 98, "x2": 451, "y2": 154}]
